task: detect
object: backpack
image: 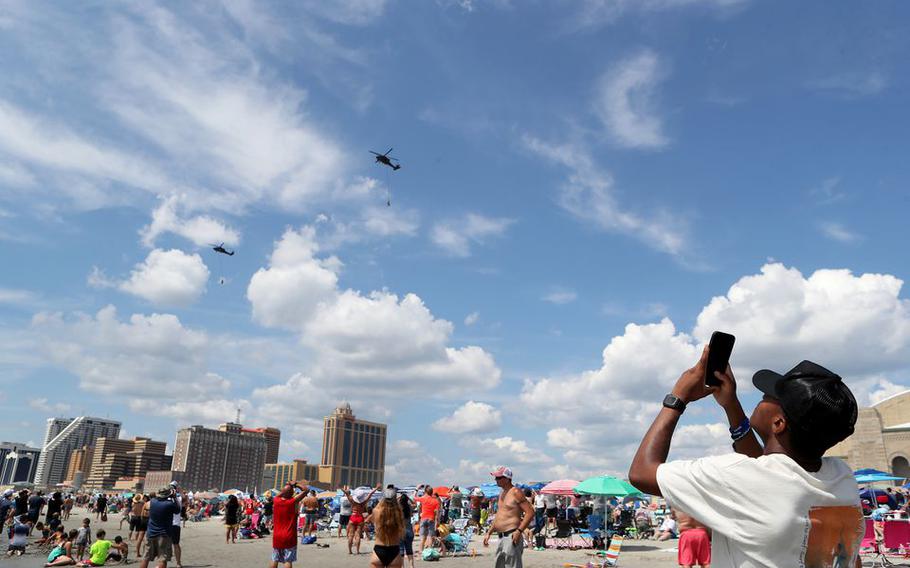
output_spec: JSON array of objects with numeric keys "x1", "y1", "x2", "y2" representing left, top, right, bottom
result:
[
  {"x1": 301, "y1": 535, "x2": 317, "y2": 545},
  {"x1": 422, "y1": 548, "x2": 440, "y2": 561}
]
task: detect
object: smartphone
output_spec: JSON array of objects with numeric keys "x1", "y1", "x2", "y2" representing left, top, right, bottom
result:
[{"x1": 705, "y1": 331, "x2": 735, "y2": 387}]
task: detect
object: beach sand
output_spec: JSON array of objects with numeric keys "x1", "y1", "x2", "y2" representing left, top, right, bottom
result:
[{"x1": 7, "y1": 513, "x2": 682, "y2": 567}]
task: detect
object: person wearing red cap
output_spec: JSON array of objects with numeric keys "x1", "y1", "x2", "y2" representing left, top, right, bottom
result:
[
  {"x1": 483, "y1": 466, "x2": 534, "y2": 568},
  {"x1": 629, "y1": 347, "x2": 864, "y2": 568}
]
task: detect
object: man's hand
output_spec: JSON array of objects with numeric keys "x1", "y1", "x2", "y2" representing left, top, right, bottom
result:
[
  {"x1": 511, "y1": 531, "x2": 521, "y2": 545},
  {"x1": 711, "y1": 364, "x2": 738, "y2": 409},
  {"x1": 671, "y1": 346, "x2": 714, "y2": 404},
  {"x1": 483, "y1": 534, "x2": 490, "y2": 547}
]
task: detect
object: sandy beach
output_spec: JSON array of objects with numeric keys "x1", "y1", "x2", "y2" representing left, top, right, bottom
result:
[{"x1": 6, "y1": 514, "x2": 682, "y2": 567}]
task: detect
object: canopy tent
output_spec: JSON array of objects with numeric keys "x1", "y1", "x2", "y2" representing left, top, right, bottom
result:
[
  {"x1": 854, "y1": 468, "x2": 891, "y2": 477},
  {"x1": 540, "y1": 479, "x2": 581, "y2": 496},
  {"x1": 574, "y1": 476, "x2": 642, "y2": 497},
  {"x1": 476, "y1": 483, "x2": 501, "y2": 498},
  {"x1": 856, "y1": 474, "x2": 906, "y2": 483}
]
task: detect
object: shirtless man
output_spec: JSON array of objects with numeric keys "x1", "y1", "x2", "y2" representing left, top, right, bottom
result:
[
  {"x1": 301, "y1": 491, "x2": 319, "y2": 538},
  {"x1": 340, "y1": 485, "x2": 379, "y2": 555},
  {"x1": 675, "y1": 510, "x2": 711, "y2": 568},
  {"x1": 483, "y1": 466, "x2": 534, "y2": 568}
]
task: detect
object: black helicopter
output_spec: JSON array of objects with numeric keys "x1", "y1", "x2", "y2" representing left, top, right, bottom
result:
[
  {"x1": 370, "y1": 148, "x2": 401, "y2": 170},
  {"x1": 209, "y1": 243, "x2": 235, "y2": 256}
]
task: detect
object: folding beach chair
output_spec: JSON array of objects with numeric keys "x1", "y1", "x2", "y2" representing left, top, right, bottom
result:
[
  {"x1": 576, "y1": 514, "x2": 605, "y2": 549},
  {"x1": 562, "y1": 535, "x2": 625, "y2": 568},
  {"x1": 551, "y1": 519, "x2": 575, "y2": 549},
  {"x1": 452, "y1": 517, "x2": 469, "y2": 533}
]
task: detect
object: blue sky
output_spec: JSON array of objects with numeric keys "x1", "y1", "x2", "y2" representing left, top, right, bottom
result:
[{"x1": 1, "y1": 0, "x2": 910, "y2": 484}]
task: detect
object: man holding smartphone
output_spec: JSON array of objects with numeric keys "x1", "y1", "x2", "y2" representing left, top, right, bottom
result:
[
  {"x1": 270, "y1": 481, "x2": 309, "y2": 568},
  {"x1": 629, "y1": 346, "x2": 864, "y2": 567}
]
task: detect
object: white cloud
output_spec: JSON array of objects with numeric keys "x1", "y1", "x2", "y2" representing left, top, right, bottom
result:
[
  {"x1": 571, "y1": 0, "x2": 747, "y2": 29},
  {"x1": 594, "y1": 49, "x2": 669, "y2": 149},
  {"x1": 542, "y1": 288, "x2": 578, "y2": 305},
  {"x1": 300, "y1": 0, "x2": 390, "y2": 26},
  {"x1": 28, "y1": 398, "x2": 71, "y2": 414},
  {"x1": 693, "y1": 263, "x2": 910, "y2": 377},
  {"x1": 118, "y1": 249, "x2": 210, "y2": 307},
  {"x1": 0, "y1": 288, "x2": 38, "y2": 306},
  {"x1": 524, "y1": 262, "x2": 910, "y2": 478},
  {"x1": 247, "y1": 227, "x2": 340, "y2": 330},
  {"x1": 465, "y1": 436, "x2": 550, "y2": 465},
  {"x1": 810, "y1": 71, "x2": 888, "y2": 98},
  {"x1": 811, "y1": 177, "x2": 846, "y2": 204},
  {"x1": 433, "y1": 401, "x2": 502, "y2": 434},
  {"x1": 523, "y1": 135, "x2": 689, "y2": 259},
  {"x1": 464, "y1": 311, "x2": 480, "y2": 326},
  {"x1": 385, "y1": 440, "x2": 455, "y2": 486},
  {"x1": 431, "y1": 213, "x2": 515, "y2": 257},
  {"x1": 32, "y1": 305, "x2": 229, "y2": 400},
  {"x1": 141, "y1": 195, "x2": 240, "y2": 248},
  {"x1": 248, "y1": 225, "x2": 502, "y2": 396},
  {"x1": 819, "y1": 222, "x2": 861, "y2": 244}
]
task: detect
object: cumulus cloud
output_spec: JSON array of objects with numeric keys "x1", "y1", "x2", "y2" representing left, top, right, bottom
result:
[
  {"x1": 385, "y1": 440, "x2": 455, "y2": 485},
  {"x1": 433, "y1": 401, "x2": 502, "y2": 434},
  {"x1": 464, "y1": 311, "x2": 480, "y2": 326},
  {"x1": 524, "y1": 263, "x2": 910, "y2": 479},
  {"x1": 248, "y1": 225, "x2": 502, "y2": 395},
  {"x1": 542, "y1": 288, "x2": 578, "y2": 305},
  {"x1": 431, "y1": 213, "x2": 515, "y2": 257},
  {"x1": 32, "y1": 305, "x2": 229, "y2": 400},
  {"x1": 141, "y1": 195, "x2": 240, "y2": 248},
  {"x1": 594, "y1": 49, "x2": 669, "y2": 149},
  {"x1": 117, "y1": 249, "x2": 210, "y2": 307},
  {"x1": 522, "y1": 135, "x2": 690, "y2": 260},
  {"x1": 465, "y1": 436, "x2": 550, "y2": 465}
]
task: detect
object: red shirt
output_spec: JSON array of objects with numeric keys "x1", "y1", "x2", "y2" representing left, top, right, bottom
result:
[
  {"x1": 272, "y1": 497, "x2": 297, "y2": 549},
  {"x1": 417, "y1": 496, "x2": 440, "y2": 521}
]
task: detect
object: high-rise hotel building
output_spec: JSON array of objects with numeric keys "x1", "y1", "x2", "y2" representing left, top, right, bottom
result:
[
  {"x1": 321, "y1": 403, "x2": 386, "y2": 488},
  {"x1": 34, "y1": 417, "x2": 121, "y2": 489}
]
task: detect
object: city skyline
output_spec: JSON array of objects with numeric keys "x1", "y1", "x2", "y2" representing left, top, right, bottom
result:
[{"x1": 1, "y1": 2, "x2": 910, "y2": 485}]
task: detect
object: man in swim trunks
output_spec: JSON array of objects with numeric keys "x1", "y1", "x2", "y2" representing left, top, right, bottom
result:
[
  {"x1": 270, "y1": 481, "x2": 309, "y2": 568},
  {"x1": 340, "y1": 485, "x2": 380, "y2": 555},
  {"x1": 483, "y1": 466, "x2": 534, "y2": 568},
  {"x1": 301, "y1": 491, "x2": 319, "y2": 538},
  {"x1": 676, "y1": 509, "x2": 711, "y2": 568}
]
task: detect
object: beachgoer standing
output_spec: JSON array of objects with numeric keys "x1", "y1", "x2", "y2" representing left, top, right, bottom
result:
[
  {"x1": 482, "y1": 466, "x2": 534, "y2": 568},
  {"x1": 338, "y1": 493, "x2": 352, "y2": 538},
  {"x1": 415, "y1": 486, "x2": 441, "y2": 554},
  {"x1": 28, "y1": 490, "x2": 46, "y2": 527},
  {"x1": 543, "y1": 491, "x2": 557, "y2": 533},
  {"x1": 366, "y1": 488, "x2": 405, "y2": 568},
  {"x1": 398, "y1": 493, "x2": 416, "y2": 568},
  {"x1": 629, "y1": 351, "x2": 864, "y2": 567},
  {"x1": 302, "y1": 490, "x2": 319, "y2": 537},
  {"x1": 341, "y1": 485, "x2": 379, "y2": 555},
  {"x1": 168, "y1": 483, "x2": 185, "y2": 568},
  {"x1": 676, "y1": 510, "x2": 711, "y2": 568},
  {"x1": 140, "y1": 488, "x2": 179, "y2": 568},
  {"x1": 470, "y1": 488, "x2": 484, "y2": 528},
  {"x1": 224, "y1": 495, "x2": 240, "y2": 544},
  {"x1": 269, "y1": 481, "x2": 309, "y2": 568},
  {"x1": 449, "y1": 486, "x2": 464, "y2": 522}
]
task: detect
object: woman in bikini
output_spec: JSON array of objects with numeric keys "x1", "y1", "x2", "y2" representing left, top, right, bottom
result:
[
  {"x1": 366, "y1": 488, "x2": 405, "y2": 568},
  {"x1": 341, "y1": 485, "x2": 380, "y2": 555}
]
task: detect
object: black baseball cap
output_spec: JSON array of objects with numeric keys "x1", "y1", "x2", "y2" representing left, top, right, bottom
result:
[{"x1": 753, "y1": 360, "x2": 858, "y2": 446}]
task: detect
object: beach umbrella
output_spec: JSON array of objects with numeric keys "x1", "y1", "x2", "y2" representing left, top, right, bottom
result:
[
  {"x1": 574, "y1": 476, "x2": 642, "y2": 498},
  {"x1": 478, "y1": 483, "x2": 501, "y2": 498},
  {"x1": 316, "y1": 491, "x2": 336, "y2": 499},
  {"x1": 540, "y1": 479, "x2": 581, "y2": 496},
  {"x1": 222, "y1": 489, "x2": 244, "y2": 496},
  {"x1": 434, "y1": 486, "x2": 451, "y2": 498},
  {"x1": 352, "y1": 486, "x2": 375, "y2": 503}
]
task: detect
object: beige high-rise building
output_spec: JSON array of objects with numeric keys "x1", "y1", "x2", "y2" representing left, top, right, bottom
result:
[
  {"x1": 262, "y1": 459, "x2": 332, "y2": 491},
  {"x1": 321, "y1": 403, "x2": 386, "y2": 488},
  {"x1": 82, "y1": 437, "x2": 171, "y2": 491},
  {"x1": 64, "y1": 445, "x2": 94, "y2": 486},
  {"x1": 165, "y1": 422, "x2": 267, "y2": 492},
  {"x1": 827, "y1": 389, "x2": 910, "y2": 475},
  {"x1": 244, "y1": 427, "x2": 281, "y2": 464}
]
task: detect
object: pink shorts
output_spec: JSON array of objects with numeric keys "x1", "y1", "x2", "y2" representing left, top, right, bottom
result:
[{"x1": 678, "y1": 528, "x2": 711, "y2": 566}]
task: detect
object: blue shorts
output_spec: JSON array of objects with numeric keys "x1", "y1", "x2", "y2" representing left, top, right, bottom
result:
[{"x1": 272, "y1": 547, "x2": 297, "y2": 563}]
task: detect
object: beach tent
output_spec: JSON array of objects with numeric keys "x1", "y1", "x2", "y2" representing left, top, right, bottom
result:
[{"x1": 540, "y1": 479, "x2": 581, "y2": 496}]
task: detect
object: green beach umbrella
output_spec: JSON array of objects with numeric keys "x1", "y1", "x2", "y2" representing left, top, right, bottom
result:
[{"x1": 574, "y1": 475, "x2": 643, "y2": 497}]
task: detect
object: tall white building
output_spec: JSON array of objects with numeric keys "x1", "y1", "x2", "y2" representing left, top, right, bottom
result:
[{"x1": 34, "y1": 417, "x2": 121, "y2": 489}]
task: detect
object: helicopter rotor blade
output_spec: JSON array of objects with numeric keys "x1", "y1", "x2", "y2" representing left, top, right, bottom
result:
[
  {"x1": 369, "y1": 151, "x2": 381, "y2": 155},
  {"x1": 385, "y1": 147, "x2": 393, "y2": 155}
]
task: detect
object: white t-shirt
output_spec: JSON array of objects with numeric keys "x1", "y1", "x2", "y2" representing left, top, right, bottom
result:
[
  {"x1": 172, "y1": 495, "x2": 183, "y2": 526},
  {"x1": 534, "y1": 494, "x2": 545, "y2": 509},
  {"x1": 657, "y1": 453, "x2": 864, "y2": 568},
  {"x1": 544, "y1": 494, "x2": 557, "y2": 509}
]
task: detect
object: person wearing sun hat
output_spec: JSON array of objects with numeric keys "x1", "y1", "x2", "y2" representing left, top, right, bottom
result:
[
  {"x1": 482, "y1": 466, "x2": 534, "y2": 568},
  {"x1": 629, "y1": 347, "x2": 865, "y2": 568}
]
